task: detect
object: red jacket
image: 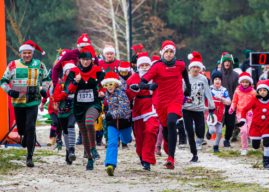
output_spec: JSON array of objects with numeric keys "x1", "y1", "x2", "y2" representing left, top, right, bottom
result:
[
  {"x1": 126, "y1": 73, "x2": 157, "y2": 121},
  {"x1": 241, "y1": 97, "x2": 269, "y2": 130},
  {"x1": 142, "y1": 60, "x2": 185, "y2": 107}
]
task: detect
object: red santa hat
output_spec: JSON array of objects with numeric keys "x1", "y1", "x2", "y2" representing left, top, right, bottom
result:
[
  {"x1": 118, "y1": 61, "x2": 131, "y2": 72},
  {"x1": 19, "y1": 40, "x2": 45, "y2": 55},
  {"x1": 101, "y1": 71, "x2": 122, "y2": 86},
  {"x1": 62, "y1": 60, "x2": 76, "y2": 75},
  {"x1": 77, "y1": 33, "x2": 91, "y2": 48},
  {"x1": 188, "y1": 51, "x2": 203, "y2": 70},
  {"x1": 238, "y1": 72, "x2": 253, "y2": 84},
  {"x1": 160, "y1": 40, "x2": 176, "y2": 57},
  {"x1": 137, "y1": 52, "x2": 151, "y2": 68},
  {"x1": 131, "y1": 43, "x2": 144, "y2": 54},
  {"x1": 257, "y1": 80, "x2": 269, "y2": 91},
  {"x1": 151, "y1": 55, "x2": 160, "y2": 64},
  {"x1": 103, "y1": 45, "x2": 115, "y2": 55}
]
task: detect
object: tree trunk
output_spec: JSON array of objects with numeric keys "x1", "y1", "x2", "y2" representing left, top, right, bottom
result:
[{"x1": 109, "y1": 0, "x2": 120, "y2": 59}]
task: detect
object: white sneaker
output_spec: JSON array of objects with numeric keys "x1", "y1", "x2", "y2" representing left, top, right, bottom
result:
[{"x1": 240, "y1": 149, "x2": 248, "y2": 156}]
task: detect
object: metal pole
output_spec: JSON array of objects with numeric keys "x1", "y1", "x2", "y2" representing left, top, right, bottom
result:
[{"x1": 128, "y1": 0, "x2": 132, "y2": 61}]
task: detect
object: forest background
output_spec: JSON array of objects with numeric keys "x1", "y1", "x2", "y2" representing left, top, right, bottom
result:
[{"x1": 5, "y1": 0, "x2": 269, "y2": 70}]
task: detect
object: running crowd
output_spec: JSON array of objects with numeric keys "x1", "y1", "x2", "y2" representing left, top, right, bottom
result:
[{"x1": 1, "y1": 33, "x2": 269, "y2": 176}]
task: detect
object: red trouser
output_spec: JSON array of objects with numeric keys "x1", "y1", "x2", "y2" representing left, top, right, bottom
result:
[{"x1": 133, "y1": 117, "x2": 159, "y2": 164}]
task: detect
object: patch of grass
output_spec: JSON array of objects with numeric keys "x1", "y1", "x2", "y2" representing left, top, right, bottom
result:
[
  {"x1": 214, "y1": 150, "x2": 240, "y2": 158},
  {"x1": 182, "y1": 166, "x2": 268, "y2": 192},
  {"x1": 0, "y1": 148, "x2": 58, "y2": 174},
  {"x1": 247, "y1": 149, "x2": 263, "y2": 157},
  {"x1": 162, "y1": 190, "x2": 181, "y2": 192},
  {"x1": 0, "y1": 148, "x2": 26, "y2": 174}
]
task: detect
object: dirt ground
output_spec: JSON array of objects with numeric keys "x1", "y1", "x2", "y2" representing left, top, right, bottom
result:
[{"x1": 0, "y1": 125, "x2": 269, "y2": 192}]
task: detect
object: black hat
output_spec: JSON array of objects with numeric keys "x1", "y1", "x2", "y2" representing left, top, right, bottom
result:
[{"x1": 211, "y1": 70, "x2": 222, "y2": 81}]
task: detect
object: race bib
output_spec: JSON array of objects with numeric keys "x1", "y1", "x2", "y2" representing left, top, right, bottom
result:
[{"x1": 77, "y1": 89, "x2": 94, "y2": 102}]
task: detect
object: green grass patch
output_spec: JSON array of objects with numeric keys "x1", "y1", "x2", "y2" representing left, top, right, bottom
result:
[
  {"x1": 0, "y1": 148, "x2": 58, "y2": 174},
  {"x1": 0, "y1": 149, "x2": 26, "y2": 174},
  {"x1": 182, "y1": 166, "x2": 268, "y2": 192},
  {"x1": 214, "y1": 150, "x2": 241, "y2": 158}
]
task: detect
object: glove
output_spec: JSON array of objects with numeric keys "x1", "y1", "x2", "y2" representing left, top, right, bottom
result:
[
  {"x1": 130, "y1": 84, "x2": 140, "y2": 92},
  {"x1": 8, "y1": 90, "x2": 19, "y2": 98},
  {"x1": 209, "y1": 108, "x2": 215, "y2": 114},
  {"x1": 184, "y1": 87, "x2": 191, "y2": 97},
  {"x1": 228, "y1": 107, "x2": 234, "y2": 115},
  {"x1": 237, "y1": 121, "x2": 245, "y2": 127},
  {"x1": 40, "y1": 89, "x2": 47, "y2": 98},
  {"x1": 139, "y1": 82, "x2": 149, "y2": 90},
  {"x1": 148, "y1": 83, "x2": 158, "y2": 91},
  {"x1": 106, "y1": 113, "x2": 113, "y2": 121}
]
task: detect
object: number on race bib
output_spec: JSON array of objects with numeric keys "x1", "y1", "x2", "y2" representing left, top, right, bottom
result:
[{"x1": 77, "y1": 89, "x2": 94, "y2": 102}]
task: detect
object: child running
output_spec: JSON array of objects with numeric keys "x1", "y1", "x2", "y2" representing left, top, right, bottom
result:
[
  {"x1": 102, "y1": 72, "x2": 132, "y2": 176},
  {"x1": 183, "y1": 51, "x2": 215, "y2": 162},
  {"x1": 238, "y1": 80, "x2": 269, "y2": 169},
  {"x1": 206, "y1": 71, "x2": 231, "y2": 152},
  {"x1": 229, "y1": 72, "x2": 256, "y2": 155}
]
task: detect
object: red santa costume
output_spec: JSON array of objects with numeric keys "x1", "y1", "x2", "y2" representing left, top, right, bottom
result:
[
  {"x1": 141, "y1": 41, "x2": 191, "y2": 169},
  {"x1": 99, "y1": 46, "x2": 120, "y2": 72},
  {"x1": 240, "y1": 80, "x2": 269, "y2": 140},
  {"x1": 126, "y1": 53, "x2": 159, "y2": 170},
  {"x1": 239, "y1": 79, "x2": 269, "y2": 168}
]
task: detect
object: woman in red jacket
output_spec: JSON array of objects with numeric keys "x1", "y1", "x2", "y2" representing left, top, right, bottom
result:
[{"x1": 141, "y1": 40, "x2": 191, "y2": 169}]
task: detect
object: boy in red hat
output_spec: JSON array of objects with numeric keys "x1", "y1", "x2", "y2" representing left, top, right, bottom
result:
[
  {"x1": 183, "y1": 51, "x2": 215, "y2": 162},
  {"x1": 1, "y1": 40, "x2": 49, "y2": 167},
  {"x1": 141, "y1": 40, "x2": 191, "y2": 169},
  {"x1": 101, "y1": 72, "x2": 132, "y2": 176},
  {"x1": 238, "y1": 80, "x2": 269, "y2": 169},
  {"x1": 126, "y1": 52, "x2": 159, "y2": 171}
]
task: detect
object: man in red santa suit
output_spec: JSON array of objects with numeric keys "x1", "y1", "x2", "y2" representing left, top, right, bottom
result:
[
  {"x1": 126, "y1": 52, "x2": 159, "y2": 171},
  {"x1": 99, "y1": 45, "x2": 120, "y2": 72},
  {"x1": 141, "y1": 40, "x2": 191, "y2": 169},
  {"x1": 238, "y1": 79, "x2": 269, "y2": 169}
]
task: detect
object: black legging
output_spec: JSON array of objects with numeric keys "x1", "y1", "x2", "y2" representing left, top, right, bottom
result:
[
  {"x1": 252, "y1": 137, "x2": 269, "y2": 149},
  {"x1": 182, "y1": 109, "x2": 205, "y2": 156},
  {"x1": 223, "y1": 105, "x2": 236, "y2": 141},
  {"x1": 162, "y1": 113, "x2": 178, "y2": 158},
  {"x1": 14, "y1": 106, "x2": 38, "y2": 158}
]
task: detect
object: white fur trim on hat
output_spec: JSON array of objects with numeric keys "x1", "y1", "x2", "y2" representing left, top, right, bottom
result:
[
  {"x1": 19, "y1": 44, "x2": 35, "y2": 52},
  {"x1": 257, "y1": 84, "x2": 269, "y2": 90},
  {"x1": 101, "y1": 78, "x2": 122, "y2": 86},
  {"x1": 77, "y1": 42, "x2": 90, "y2": 48},
  {"x1": 160, "y1": 45, "x2": 176, "y2": 56},
  {"x1": 103, "y1": 47, "x2": 115, "y2": 55},
  {"x1": 63, "y1": 63, "x2": 76, "y2": 74},
  {"x1": 118, "y1": 67, "x2": 131, "y2": 72},
  {"x1": 188, "y1": 61, "x2": 203, "y2": 70},
  {"x1": 137, "y1": 56, "x2": 151, "y2": 68},
  {"x1": 238, "y1": 76, "x2": 253, "y2": 84}
]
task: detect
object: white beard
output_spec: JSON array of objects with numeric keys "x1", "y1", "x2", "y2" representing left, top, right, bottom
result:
[{"x1": 138, "y1": 69, "x2": 148, "y2": 77}]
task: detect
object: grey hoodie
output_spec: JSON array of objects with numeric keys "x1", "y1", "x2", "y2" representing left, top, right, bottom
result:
[{"x1": 183, "y1": 74, "x2": 215, "y2": 112}]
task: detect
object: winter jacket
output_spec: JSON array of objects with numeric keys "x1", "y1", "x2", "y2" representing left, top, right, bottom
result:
[
  {"x1": 231, "y1": 85, "x2": 256, "y2": 117},
  {"x1": 105, "y1": 88, "x2": 131, "y2": 129}
]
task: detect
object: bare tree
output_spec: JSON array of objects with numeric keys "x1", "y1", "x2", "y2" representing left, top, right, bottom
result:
[{"x1": 76, "y1": 0, "x2": 146, "y2": 60}]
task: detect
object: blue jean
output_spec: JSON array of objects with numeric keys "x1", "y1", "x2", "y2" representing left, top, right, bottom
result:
[{"x1": 105, "y1": 126, "x2": 132, "y2": 167}]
